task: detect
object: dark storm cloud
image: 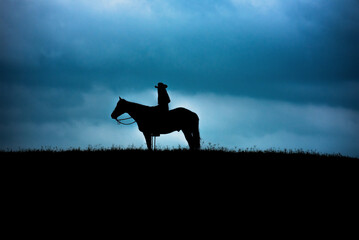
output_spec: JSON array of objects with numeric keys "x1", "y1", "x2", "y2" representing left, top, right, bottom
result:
[
  {"x1": 1, "y1": 0, "x2": 358, "y2": 89},
  {"x1": 1, "y1": 1, "x2": 358, "y2": 103},
  {"x1": 1, "y1": 0, "x2": 358, "y2": 105}
]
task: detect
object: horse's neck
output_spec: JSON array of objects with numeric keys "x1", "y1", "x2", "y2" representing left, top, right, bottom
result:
[{"x1": 125, "y1": 101, "x2": 149, "y2": 120}]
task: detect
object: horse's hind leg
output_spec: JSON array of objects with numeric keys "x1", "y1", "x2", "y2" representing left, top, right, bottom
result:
[
  {"x1": 192, "y1": 127, "x2": 200, "y2": 150},
  {"x1": 183, "y1": 130, "x2": 194, "y2": 150},
  {"x1": 143, "y1": 133, "x2": 152, "y2": 151}
]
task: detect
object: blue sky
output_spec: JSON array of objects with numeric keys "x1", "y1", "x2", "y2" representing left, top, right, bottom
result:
[{"x1": 1, "y1": 0, "x2": 359, "y2": 156}]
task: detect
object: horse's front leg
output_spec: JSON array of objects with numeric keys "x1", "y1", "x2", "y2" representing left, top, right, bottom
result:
[{"x1": 143, "y1": 132, "x2": 152, "y2": 151}]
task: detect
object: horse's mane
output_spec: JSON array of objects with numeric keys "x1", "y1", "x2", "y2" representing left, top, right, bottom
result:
[
  {"x1": 124, "y1": 99, "x2": 154, "y2": 110},
  {"x1": 123, "y1": 99, "x2": 158, "y2": 119}
]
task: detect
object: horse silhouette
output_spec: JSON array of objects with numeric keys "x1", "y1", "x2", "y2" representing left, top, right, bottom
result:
[{"x1": 111, "y1": 97, "x2": 200, "y2": 150}]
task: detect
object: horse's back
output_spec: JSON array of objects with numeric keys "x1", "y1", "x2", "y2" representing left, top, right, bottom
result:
[
  {"x1": 138, "y1": 106, "x2": 199, "y2": 134},
  {"x1": 169, "y1": 107, "x2": 199, "y2": 130},
  {"x1": 170, "y1": 107, "x2": 198, "y2": 119}
]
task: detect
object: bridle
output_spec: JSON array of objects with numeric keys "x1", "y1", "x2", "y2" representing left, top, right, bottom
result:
[{"x1": 115, "y1": 116, "x2": 136, "y2": 125}]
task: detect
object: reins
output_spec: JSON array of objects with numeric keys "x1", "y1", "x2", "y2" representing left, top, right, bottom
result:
[{"x1": 115, "y1": 117, "x2": 136, "y2": 125}]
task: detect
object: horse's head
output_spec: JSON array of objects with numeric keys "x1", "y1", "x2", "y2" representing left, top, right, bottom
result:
[{"x1": 111, "y1": 97, "x2": 126, "y2": 119}]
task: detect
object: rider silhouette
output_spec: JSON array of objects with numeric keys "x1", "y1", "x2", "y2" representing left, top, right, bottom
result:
[{"x1": 155, "y1": 82, "x2": 170, "y2": 112}]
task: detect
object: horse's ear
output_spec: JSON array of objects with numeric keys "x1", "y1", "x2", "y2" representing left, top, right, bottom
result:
[{"x1": 119, "y1": 96, "x2": 122, "y2": 100}]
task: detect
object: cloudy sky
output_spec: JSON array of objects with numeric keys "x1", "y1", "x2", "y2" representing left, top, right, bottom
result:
[{"x1": 1, "y1": 0, "x2": 358, "y2": 156}]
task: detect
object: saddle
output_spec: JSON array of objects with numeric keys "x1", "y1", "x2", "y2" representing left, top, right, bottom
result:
[{"x1": 149, "y1": 106, "x2": 170, "y2": 136}]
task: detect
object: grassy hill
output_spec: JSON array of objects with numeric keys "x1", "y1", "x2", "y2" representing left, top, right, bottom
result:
[
  {"x1": 2, "y1": 146, "x2": 357, "y2": 204},
  {"x1": 1, "y1": 146, "x2": 356, "y2": 160}
]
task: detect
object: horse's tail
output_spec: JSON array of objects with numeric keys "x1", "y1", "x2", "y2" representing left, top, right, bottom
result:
[{"x1": 192, "y1": 115, "x2": 200, "y2": 150}]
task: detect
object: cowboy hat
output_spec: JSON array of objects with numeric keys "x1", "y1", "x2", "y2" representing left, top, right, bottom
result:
[{"x1": 155, "y1": 82, "x2": 168, "y2": 88}]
